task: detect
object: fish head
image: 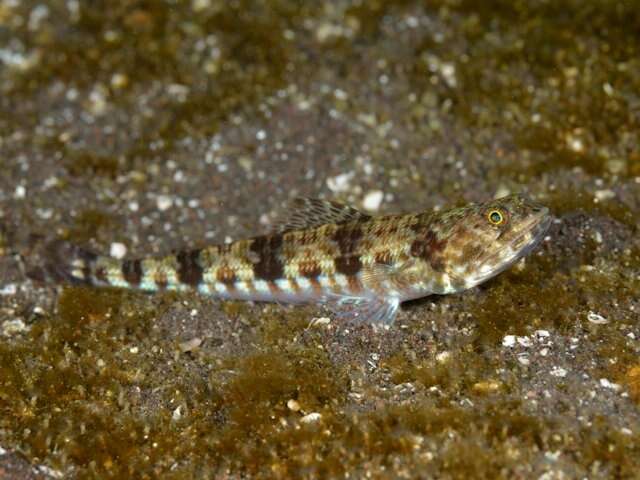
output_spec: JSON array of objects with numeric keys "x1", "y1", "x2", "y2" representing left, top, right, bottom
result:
[{"x1": 426, "y1": 194, "x2": 551, "y2": 292}]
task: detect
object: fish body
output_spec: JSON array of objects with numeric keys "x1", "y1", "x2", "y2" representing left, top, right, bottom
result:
[{"x1": 44, "y1": 194, "x2": 551, "y2": 325}]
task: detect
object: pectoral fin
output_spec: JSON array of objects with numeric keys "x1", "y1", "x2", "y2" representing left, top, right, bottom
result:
[
  {"x1": 359, "y1": 259, "x2": 421, "y2": 298},
  {"x1": 322, "y1": 295, "x2": 400, "y2": 326}
]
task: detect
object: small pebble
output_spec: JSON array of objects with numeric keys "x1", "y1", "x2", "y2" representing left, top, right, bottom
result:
[
  {"x1": 587, "y1": 311, "x2": 608, "y2": 324},
  {"x1": 110, "y1": 73, "x2": 129, "y2": 89},
  {"x1": 502, "y1": 335, "x2": 516, "y2": 347},
  {"x1": 156, "y1": 194, "x2": 173, "y2": 211},
  {"x1": 287, "y1": 399, "x2": 301, "y2": 412},
  {"x1": 435, "y1": 351, "x2": 451, "y2": 364},
  {"x1": 192, "y1": 0, "x2": 212, "y2": 11},
  {"x1": 36, "y1": 208, "x2": 53, "y2": 219},
  {"x1": 606, "y1": 159, "x2": 626, "y2": 175},
  {"x1": 591, "y1": 230, "x2": 603, "y2": 244},
  {"x1": 167, "y1": 84, "x2": 189, "y2": 102},
  {"x1": 308, "y1": 317, "x2": 331, "y2": 328},
  {"x1": 2, "y1": 319, "x2": 30, "y2": 336},
  {"x1": 566, "y1": 134, "x2": 584, "y2": 152},
  {"x1": 544, "y1": 451, "x2": 561, "y2": 462},
  {"x1": 179, "y1": 337, "x2": 202, "y2": 352},
  {"x1": 172, "y1": 406, "x2": 183, "y2": 421},
  {"x1": 599, "y1": 378, "x2": 621, "y2": 391},
  {"x1": 35, "y1": 465, "x2": 64, "y2": 479},
  {"x1": 110, "y1": 242, "x2": 127, "y2": 259},
  {"x1": 327, "y1": 172, "x2": 354, "y2": 193},
  {"x1": 494, "y1": 185, "x2": 511, "y2": 198},
  {"x1": 594, "y1": 189, "x2": 615, "y2": 201},
  {"x1": 300, "y1": 412, "x2": 322, "y2": 423},
  {"x1": 88, "y1": 86, "x2": 108, "y2": 115},
  {"x1": 14, "y1": 185, "x2": 26, "y2": 198},
  {"x1": 472, "y1": 380, "x2": 502, "y2": 394},
  {"x1": 362, "y1": 190, "x2": 384, "y2": 211},
  {"x1": 550, "y1": 367, "x2": 568, "y2": 378},
  {"x1": 517, "y1": 336, "x2": 532, "y2": 347}
]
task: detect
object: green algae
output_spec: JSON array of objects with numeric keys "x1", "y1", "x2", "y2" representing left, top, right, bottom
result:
[
  {"x1": 256, "y1": 307, "x2": 311, "y2": 346},
  {"x1": 335, "y1": 399, "x2": 552, "y2": 477},
  {"x1": 467, "y1": 243, "x2": 639, "y2": 344},
  {"x1": 2, "y1": 285, "x2": 565, "y2": 478},
  {"x1": 209, "y1": 346, "x2": 348, "y2": 473},
  {"x1": 384, "y1": 347, "x2": 503, "y2": 395},
  {"x1": 0, "y1": 288, "x2": 157, "y2": 471},
  {"x1": 0, "y1": 287, "x2": 348, "y2": 478},
  {"x1": 626, "y1": 365, "x2": 640, "y2": 403},
  {"x1": 579, "y1": 420, "x2": 640, "y2": 478},
  {"x1": 2, "y1": 271, "x2": 638, "y2": 477}
]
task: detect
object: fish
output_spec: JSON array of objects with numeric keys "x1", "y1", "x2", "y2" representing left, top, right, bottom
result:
[{"x1": 39, "y1": 194, "x2": 551, "y2": 325}]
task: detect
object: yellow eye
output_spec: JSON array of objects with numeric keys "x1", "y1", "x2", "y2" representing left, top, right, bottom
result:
[{"x1": 488, "y1": 209, "x2": 504, "y2": 225}]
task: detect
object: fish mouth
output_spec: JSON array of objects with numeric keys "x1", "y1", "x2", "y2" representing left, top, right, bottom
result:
[
  {"x1": 511, "y1": 207, "x2": 551, "y2": 253},
  {"x1": 462, "y1": 207, "x2": 552, "y2": 287}
]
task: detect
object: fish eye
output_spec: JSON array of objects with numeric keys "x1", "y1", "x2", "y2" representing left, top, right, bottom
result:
[{"x1": 487, "y1": 209, "x2": 505, "y2": 225}]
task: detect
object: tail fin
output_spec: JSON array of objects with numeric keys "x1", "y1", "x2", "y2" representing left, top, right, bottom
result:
[{"x1": 28, "y1": 239, "x2": 99, "y2": 285}]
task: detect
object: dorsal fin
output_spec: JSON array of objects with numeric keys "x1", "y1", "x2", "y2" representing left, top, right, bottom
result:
[{"x1": 271, "y1": 197, "x2": 371, "y2": 233}]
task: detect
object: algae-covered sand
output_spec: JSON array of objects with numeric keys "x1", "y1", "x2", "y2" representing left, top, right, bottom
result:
[{"x1": 1, "y1": 1, "x2": 639, "y2": 478}]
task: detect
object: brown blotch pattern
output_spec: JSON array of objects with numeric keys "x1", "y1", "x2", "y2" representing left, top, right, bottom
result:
[
  {"x1": 410, "y1": 230, "x2": 448, "y2": 272},
  {"x1": 250, "y1": 234, "x2": 285, "y2": 281},
  {"x1": 299, "y1": 260, "x2": 322, "y2": 278},
  {"x1": 217, "y1": 243, "x2": 234, "y2": 255},
  {"x1": 409, "y1": 216, "x2": 430, "y2": 234},
  {"x1": 176, "y1": 249, "x2": 203, "y2": 287},
  {"x1": 153, "y1": 271, "x2": 169, "y2": 290},
  {"x1": 334, "y1": 255, "x2": 362, "y2": 276},
  {"x1": 295, "y1": 229, "x2": 319, "y2": 246},
  {"x1": 121, "y1": 259, "x2": 143, "y2": 286},
  {"x1": 332, "y1": 224, "x2": 363, "y2": 256},
  {"x1": 332, "y1": 224, "x2": 365, "y2": 275},
  {"x1": 373, "y1": 222, "x2": 399, "y2": 237},
  {"x1": 216, "y1": 265, "x2": 237, "y2": 285}
]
